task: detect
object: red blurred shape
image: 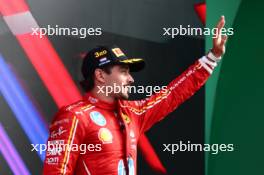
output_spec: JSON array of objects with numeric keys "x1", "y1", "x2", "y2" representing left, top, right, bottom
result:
[
  {"x1": 139, "y1": 135, "x2": 167, "y2": 174},
  {"x1": 0, "y1": 0, "x2": 29, "y2": 15},
  {"x1": 194, "y1": 3, "x2": 206, "y2": 25}
]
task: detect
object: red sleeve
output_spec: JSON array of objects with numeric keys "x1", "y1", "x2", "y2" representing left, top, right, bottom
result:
[
  {"x1": 130, "y1": 60, "x2": 210, "y2": 133},
  {"x1": 43, "y1": 110, "x2": 86, "y2": 175}
]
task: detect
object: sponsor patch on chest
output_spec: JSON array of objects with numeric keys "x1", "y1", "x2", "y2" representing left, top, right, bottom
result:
[{"x1": 90, "y1": 111, "x2": 107, "y2": 126}]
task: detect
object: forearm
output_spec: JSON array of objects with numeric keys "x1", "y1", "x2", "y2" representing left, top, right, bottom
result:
[{"x1": 137, "y1": 54, "x2": 219, "y2": 132}]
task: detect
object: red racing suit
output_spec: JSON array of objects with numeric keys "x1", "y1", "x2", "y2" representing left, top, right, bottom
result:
[{"x1": 43, "y1": 58, "x2": 213, "y2": 175}]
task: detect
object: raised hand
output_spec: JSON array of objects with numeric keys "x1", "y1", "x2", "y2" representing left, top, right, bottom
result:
[{"x1": 212, "y1": 16, "x2": 228, "y2": 57}]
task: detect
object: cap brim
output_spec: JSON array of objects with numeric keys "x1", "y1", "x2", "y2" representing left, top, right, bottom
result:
[{"x1": 118, "y1": 58, "x2": 145, "y2": 72}]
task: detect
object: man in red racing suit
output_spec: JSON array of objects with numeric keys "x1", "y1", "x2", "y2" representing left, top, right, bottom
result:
[{"x1": 43, "y1": 16, "x2": 227, "y2": 175}]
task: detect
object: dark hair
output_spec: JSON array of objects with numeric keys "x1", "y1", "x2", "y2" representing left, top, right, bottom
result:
[{"x1": 80, "y1": 64, "x2": 115, "y2": 91}]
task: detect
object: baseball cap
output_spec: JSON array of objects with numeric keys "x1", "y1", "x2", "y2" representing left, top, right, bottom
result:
[{"x1": 81, "y1": 45, "x2": 145, "y2": 80}]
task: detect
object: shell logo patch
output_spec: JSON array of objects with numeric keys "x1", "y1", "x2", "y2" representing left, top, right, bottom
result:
[
  {"x1": 122, "y1": 113, "x2": 131, "y2": 124},
  {"x1": 98, "y1": 128, "x2": 113, "y2": 144},
  {"x1": 90, "y1": 111, "x2": 106, "y2": 126}
]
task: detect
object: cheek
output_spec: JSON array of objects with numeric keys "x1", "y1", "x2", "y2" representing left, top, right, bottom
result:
[
  {"x1": 112, "y1": 74, "x2": 126, "y2": 84},
  {"x1": 105, "y1": 75, "x2": 123, "y2": 86},
  {"x1": 104, "y1": 76, "x2": 115, "y2": 86},
  {"x1": 117, "y1": 75, "x2": 127, "y2": 85}
]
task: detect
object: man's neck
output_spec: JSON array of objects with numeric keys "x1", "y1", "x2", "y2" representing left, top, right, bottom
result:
[{"x1": 89, "y1": 88, "x2": 116, "y2": 104}]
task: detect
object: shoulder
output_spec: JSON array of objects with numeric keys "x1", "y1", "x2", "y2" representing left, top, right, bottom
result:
[
  {"x1": 51, "y1": 100, "x2": 95, "y2": 125},
  {"x1": 48, "y1": 100, "x2": 93, "y2": 140}
]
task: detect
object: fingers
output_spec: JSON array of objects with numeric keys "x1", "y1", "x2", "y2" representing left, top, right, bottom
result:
[
  {"x1": 217, "y1": 16, "x2": 225, "y2": 31},
  {"x1": 212, "y1": 16, "x2": 228, "y2": 56},
  {"x1": 220, "y1": 35, "x2": 228, "y2": 46},
  {"x1": 214, "y1": 16, "x2": 226, "y2": 39}
]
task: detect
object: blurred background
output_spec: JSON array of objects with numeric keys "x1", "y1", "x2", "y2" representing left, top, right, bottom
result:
[{"x1": 0, "y1": 0, "x2": 263, "y2": 175}]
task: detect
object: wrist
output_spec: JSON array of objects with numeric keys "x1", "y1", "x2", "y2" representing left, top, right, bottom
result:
[
  {"x1": 198, "y1": 56, "x2": 217, "y2": 74},
  {"x1": 207, "y1": 50, "x2": 222, "y2": 62},
  {"x1": 211, "y1": 48, "x2": 222, "y2": 58}
]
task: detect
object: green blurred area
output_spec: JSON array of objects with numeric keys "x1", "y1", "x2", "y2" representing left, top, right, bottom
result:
[{"x1": 206, "y1": 0, "x2": 264, "y2": 174}]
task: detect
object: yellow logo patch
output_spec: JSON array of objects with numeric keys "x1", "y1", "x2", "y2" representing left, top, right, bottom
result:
[
  {"x1": 112, "y1": 48, "x2": 125, "y2": 57},
  {"x1": 98, "y1": 128, "x2": 113, "y2": 144},
  {"x1": 94, "y1": 50, "x2": 107, "y2": 58},
  {"x1": 122, "y1": 113, "x2": 131, "y2": 124},
  {"x1": 120, "y1": 58, "x2": 142, "y2": 63}
]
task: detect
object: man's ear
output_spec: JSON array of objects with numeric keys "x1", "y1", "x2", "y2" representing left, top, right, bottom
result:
[{"x1": 94, "y1": 68, "x2": 106, "y2": 83}]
